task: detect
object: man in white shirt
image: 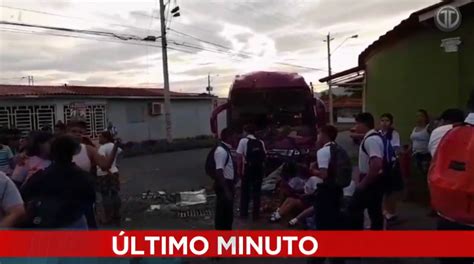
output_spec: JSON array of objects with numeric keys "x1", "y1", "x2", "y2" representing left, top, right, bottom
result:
[
  {"x1": 214, "y1": 128, "x2": 235, "y2": 230},
  {"x1": 348, "y1": 113, "x2": 385, "y2": 230},
  {"x1": 429, "y1": 108, "x2": 468, "y2": 157},
  {"x1": 236, "y1": 124, "x2": 266, "y2": 220}
]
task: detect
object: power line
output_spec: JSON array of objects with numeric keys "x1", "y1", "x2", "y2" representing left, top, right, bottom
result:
[{"x1": 0, "y1": 5, "x2": 151, "y2": 32}]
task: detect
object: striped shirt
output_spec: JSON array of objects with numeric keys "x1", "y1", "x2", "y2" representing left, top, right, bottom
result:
[{"x1": 0, "y1": 145, "x2": 13, "y2": 174}]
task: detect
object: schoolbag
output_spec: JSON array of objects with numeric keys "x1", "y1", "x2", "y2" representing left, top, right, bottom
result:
[
  {"x1": 429, "y1": 123, "x2": 474, "y2": 225},
  {"x1": 205, "y1": 142, "x2": 231, "y2": 179},
  {"x1": 361, "y1": 132, "x2": 396, "y2": 190},
  {"x1": 245, "y1": 138, "x2": 266, "y2": 166},
  {"x1": 328, "y1": 143, "x2": 352, "y2": 188}
]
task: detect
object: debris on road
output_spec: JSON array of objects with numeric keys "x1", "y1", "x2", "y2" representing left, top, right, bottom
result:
[{"x1": 179, "y1": 189, "x2": 207, "y2": 206}]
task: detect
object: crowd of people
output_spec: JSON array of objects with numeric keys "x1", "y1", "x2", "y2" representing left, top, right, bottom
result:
[
  {"x1": 0, "y1": 120, "x2": 122, "y2": 229},
  {"x1": 209, "y1": 91, "x2": 474, "y2": 263}
]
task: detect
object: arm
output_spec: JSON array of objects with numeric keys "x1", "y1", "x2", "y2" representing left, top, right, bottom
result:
[
  {"x1": 236, "y1": 139, "x2": 245, "y2": 177},
  {"x1": 0, "y1": 204, "x2": 25, "y2": 228},
  {"x1": 87, "y1": 143, "x2": 119, "y2": 171},
  {"x1": 214, "y1": 149, "x2": 232, "y2": 200},
  {"x1": 359, "y1": 157, "x2": 383, "y2": 190},
  {"x1": 316, "y1": 147, "x2": 330, "y2": 180}
]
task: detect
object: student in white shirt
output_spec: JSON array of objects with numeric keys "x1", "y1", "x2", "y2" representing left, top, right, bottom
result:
[
  {"x1": 96, "y1": 131, "x2": 123, "y2": 225},
  {"x1": 0, "y1": 171, "x2": 25, "y2": 228},
  {"x1": 236, "y1": 124, "x2": 266, "y2": 220},
  {"x1": 428, "y1": 109, "x2": 466, "y2": 157},
  {"x1": 348, "y1": 113, "x2": 385, "y2": 230},
  {"x1": 213, "y1": 128, "x2": 235, "y2": 230},
  {"x1": 379, "y1": 113, "x2": 403, "y2": 222}
]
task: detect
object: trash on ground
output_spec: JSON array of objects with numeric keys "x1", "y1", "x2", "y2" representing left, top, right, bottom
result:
[
  {"x1": 179, "y1": 189, "x2": 207, "y2": 206},
  {"x1": 150, "y1": 204, "x2": 161, "y2": 211}
]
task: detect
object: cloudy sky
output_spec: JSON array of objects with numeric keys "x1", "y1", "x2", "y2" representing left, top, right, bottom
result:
[{"x1": 0, "y1": 0, "x2": 439, "y2": 97}]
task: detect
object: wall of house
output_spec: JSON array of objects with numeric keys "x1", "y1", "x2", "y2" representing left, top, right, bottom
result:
[
  {"x1": 364, "y1": 14, "x2": 474, "y2": 143},
  {"x1": 0, "y1": 97, "x2": 215, "y2": 142},
  {"x1": 107, "y1": 99, "x2": 214, "y2": 142}
]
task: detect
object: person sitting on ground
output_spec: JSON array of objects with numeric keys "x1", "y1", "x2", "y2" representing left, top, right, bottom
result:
[
  {"x1": 428, "y1": 108, "x2": 466, "y2": 157},
  {"x1": 0, "y1": 171, "x2": 26, "y2": 228},
  {"x1": 11, "y1": 131, "x2": 53, "y2": 187},
  {"x1": 270, "y1": 164, "x2": 315, "y2": 222},
  {"x1": 21, "y1": 135, "x2": 96, "y2": 229}
]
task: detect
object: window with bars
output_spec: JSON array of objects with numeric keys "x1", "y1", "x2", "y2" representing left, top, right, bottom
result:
[
  {"x1": 63, "y1": 104, "x2": 106, "y2": 138},
  {"x1": 0, "y1": 105, "x2": 56, "y2": 136}
]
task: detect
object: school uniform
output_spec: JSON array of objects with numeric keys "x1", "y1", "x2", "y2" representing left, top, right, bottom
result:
[
  {"x1": 348, "y1": 129, "x2": 385, "y2": 230},
  {"x1": 214, "y1": 142, "x2": 235, "y2": 230}
]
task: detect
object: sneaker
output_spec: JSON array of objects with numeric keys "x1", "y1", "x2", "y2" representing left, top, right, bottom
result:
[
  {"x1": 288, "y1": 218, "x2": 298, "y2": 226},
  {"x1": 269, "y1": 212, "x2": 281, "y2": 222}
]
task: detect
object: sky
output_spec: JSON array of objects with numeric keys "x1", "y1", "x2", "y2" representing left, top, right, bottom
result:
[{"x1": 0, "y1": 0, "x2": 440, "y2": 97}]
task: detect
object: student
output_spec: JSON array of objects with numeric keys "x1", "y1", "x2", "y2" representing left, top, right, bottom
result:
[
  {"x1": 348, "y1": 113, "x2": 385, "y2": 230},
  {"x1": 237, "y1": 124, "x2": 266, "y2": 220},
  {"x1": 11, "y1": 131, "x2": 53, "y2": 186},
  {"x1": 0, "y1": 171, "x2": 25, "y2": 228},
  {"x1": 410, "y1": 109, "x2": 431, "y2": 174},
  {"x1": 428, "y1": 108, "x2": 466, "y2": 157},
  {"x1": 0, "y1": 132, "x2": 14, "y2": 175},
  {"x1": 96, "y1": 131, "x2": 122, "y2": 225},
  {"x1": 21, "y1": 135, "x2": 96, "y2": 229},
  {"x1": 430, "y1": 91, "x2": 474, "y2": 264},
  {"x1": 379, "y1": 113, "x2": 402, "y2": 223},
  {"x1": 213, "y1": 128, "x2": 235, "y2": 230}
]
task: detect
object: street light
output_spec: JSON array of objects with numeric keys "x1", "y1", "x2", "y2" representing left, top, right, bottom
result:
[{"x1": 324, "y1": 33, "x2": 358, "y2": 125}]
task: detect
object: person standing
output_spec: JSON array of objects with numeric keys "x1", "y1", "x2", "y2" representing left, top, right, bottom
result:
[
  {"x1": 348, "y1": 113, "x2": 385, "y2": 230},
  {"x1": 212, "y1": 128, "x2": 236, "y2": 230},
  {"x1": 96, "y1": 131, "x2": 122, "y2": 225},
  {"x1": 11, "y1": 131, "x2": 53, "y2": 187},
  {"x1": 21, "y1": 135, "x2": 95, "y2": 229},
  {"x1": 410, "y1": 109, "x2": 431, "y2": 175},
  {"x1": 428, "y1": 109, "x2": 466, "y2": 157},
  {"x1": 379, "y1": 113, "x2": 403, "y2": 223},
  {"x1": 0, "y1": 171, "x2": 25, "y2": 228},
  {"x1": 0, "y1": 141, "x2": 13, "y2": 176},
  {"x1": 237, "y1": 124, "x2": 266, "y2": 220}
]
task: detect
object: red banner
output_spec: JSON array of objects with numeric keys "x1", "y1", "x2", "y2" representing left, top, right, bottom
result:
[{"x1": 0, "y1": 231, "x2": 473, "y2": 258}]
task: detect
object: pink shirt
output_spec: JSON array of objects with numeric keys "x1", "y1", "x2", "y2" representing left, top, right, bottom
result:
[{"x1": 11, "y1": 156, "x2": 51, "y2": 184}]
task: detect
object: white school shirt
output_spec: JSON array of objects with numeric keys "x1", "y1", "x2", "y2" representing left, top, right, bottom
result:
[
  {"x1": 359, "y1": 130, "x2": 384, "y2": 175},
  {"x1": 410, "y1": 126, "x2": 430, "y2": 154},
  {"x1": 429, "y1": 113, "x2": 474, "y2": 156},
  {"x1": 316, "y1": 142, "x2": 333, "y2": 169},
  {"x1": 214, "y1": 142, "x2": 234, "y2": 180},
  {"x1": 236, "y1": 135, "x2": 267, "y2": 161}
]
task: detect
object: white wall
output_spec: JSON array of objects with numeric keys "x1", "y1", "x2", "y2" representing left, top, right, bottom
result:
[{"x1": 107, "y1": 99, "x2": 214, "y2": 142}]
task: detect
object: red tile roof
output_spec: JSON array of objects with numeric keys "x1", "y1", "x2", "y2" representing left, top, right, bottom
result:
[
  {"x1": 0, "y1": 84, "x2": 213, "y2": 99},
  {"x1": 323, "y1": 97, "x2": 362, "y2": 109}
]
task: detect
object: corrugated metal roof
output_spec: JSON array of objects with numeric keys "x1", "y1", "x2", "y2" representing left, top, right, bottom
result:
[{"x1": 0, "y1": 84, "x2": 214, "y2": 99}]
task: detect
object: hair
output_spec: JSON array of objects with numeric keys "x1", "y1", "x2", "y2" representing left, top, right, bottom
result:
[
  {"x1": 468, "y1": 89, "x2": 474, "y2": 112},
  {"x1": 50, "y1": 135, "x2": 80, "y2": 164},
  {"x1": 320, "y1": 125, "x2": 338, "y2": 141},
  {"x1": 355, "y1": 112, "x2": 375, "y2": 129},
  {"x1": 440, "y1": 108, "x2": 465, "y2": 124},
  {"x1": 418, "y1": 109, "x2": 430, "y2": 124},
  {"x1": 26, "y1": 131, "x2": 54, "y2": 157},
  {"x1": 100, "y1": 131, "x2": 114, "y2": 143},
  {"x1": 55, "y1": 121, "x2": 66, "y2": 130},
  {"x1": 220, "y1": 128, "x2": 233, "y2": 141},
  {"x1": 67, "y1": 120, "x2": 87, "y2": 130},
  {"x1": 243, "y1": 124, "x2": 256, "y2": 135},
  {"x1": 380, "y1": 113, "x2": 394, "y2": 125}
]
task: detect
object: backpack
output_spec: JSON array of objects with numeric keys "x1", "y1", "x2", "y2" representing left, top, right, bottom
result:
[
  {"x1": 429, "y1": 124, "x2": 474, "y2": 225},
  {"x1": 205, "y1": 142, "x2": 231, "y2": 180},
  {"x1": 361, "y1": 132, "x2": 397, "y2": 190},
  {"x1": 328, "y1": 143, "x2": 352, "y2": 188},
  {"x1": 245, "y1": 138, "x2": 266, "y2": 167}
]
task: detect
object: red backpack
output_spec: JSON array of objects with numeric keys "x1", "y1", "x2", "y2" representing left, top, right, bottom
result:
[{"x1": 428, "y1": 124, "x2": 474, "y2": 225}]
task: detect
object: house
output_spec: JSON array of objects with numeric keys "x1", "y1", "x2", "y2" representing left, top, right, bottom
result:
[
  {"x1": 0, "y1": 84, "x2": 216, "y2": 142},
  {"x1": 320, "y1": 0, "x2": 474, "y2": 140}
]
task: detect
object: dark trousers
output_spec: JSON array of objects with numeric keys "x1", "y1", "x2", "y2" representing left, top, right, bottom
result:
[
  {"x1": 215, "y1": 180, "x2": 235, "y2": 230},
  {"x1": 240, "y1": 165, "x2": 263, "y2": 219},
  {"x1": 309, "y1": 184, "x2": 345, "y2": 264},
  {"x1": 438, "y1": 217, "x2": 474, "y2": 264},
  {"x1": 85, "y1": 204, "x2": 98, "y2": 229},
  {"x1": 348, "y1": 180, "x2": 385, "y2": 230}
]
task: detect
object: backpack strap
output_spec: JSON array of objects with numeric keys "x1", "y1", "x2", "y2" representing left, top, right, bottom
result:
[
  {"x1": 219, "y1": 142, "x2": 231, "y2": 167},
  {"x1": 361, "y1": 132, "x2": 384, "y2": 157}
]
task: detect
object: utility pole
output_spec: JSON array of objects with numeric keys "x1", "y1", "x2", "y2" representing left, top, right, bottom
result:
[
  {"x1": 207, "y1": 73, "x2": 211, "y2": 95},
  {"x1": 159, "y1": 0, "x2": 173, "y2": 142},
  {"x1": 326, "y1": 33, "x2": 334, "y2": 125}
]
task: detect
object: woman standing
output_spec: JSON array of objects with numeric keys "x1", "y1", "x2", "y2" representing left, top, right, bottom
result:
[
  {"x1": 96, "y1": 131, "x2": 122, "y2": 226},
  {"x1": 410, "y1": 109, "x2": 431, "y2": 175}
]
